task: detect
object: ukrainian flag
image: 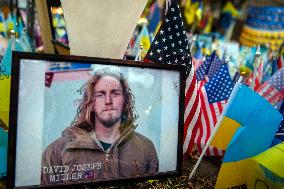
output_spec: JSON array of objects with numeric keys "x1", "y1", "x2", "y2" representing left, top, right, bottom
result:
[
  {"x1": 248, "y1": 142, "x2": 284, "y2": 188},
  {"x1": 131, "y1": 23, "x2": 150, "y2": 58},
  {"x1": 214, "y1": 85, "x2": 282, "y2": 188},
  {"x1": 252, "y1": 142, "x2": 284, "y2": 179}
]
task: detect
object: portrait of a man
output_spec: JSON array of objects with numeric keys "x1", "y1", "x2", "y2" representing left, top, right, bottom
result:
[{"x1": 41, "y1": 70, "x2": 159, "y2": 185}]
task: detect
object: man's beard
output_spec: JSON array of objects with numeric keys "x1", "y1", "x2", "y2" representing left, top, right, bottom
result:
[{"x1": 96, "y1": 115, "x2": 121, "y2": 128}]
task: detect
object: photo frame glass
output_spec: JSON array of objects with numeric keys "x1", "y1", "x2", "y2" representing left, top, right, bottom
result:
[{"x1": 9, "y1": 53, "x2": 184, "y2": 188}]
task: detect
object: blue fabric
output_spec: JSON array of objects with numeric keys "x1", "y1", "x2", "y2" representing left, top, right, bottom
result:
[
  {"x1": 223, "y1": 85, "x2": 282, "y2": 162},
  {"x1": 196, "y1": 55, "x2": 210, "y2": 81},
  {"x1": 220, "y1": 13, "x2": 233, "y2": 30},
  {"x1": 1, "y1": 39, "x2": 24, "y2": 75},
  {"x1": 246, "y1": 6, "x2": 284, "y2": 30},
  {"x1": 207, "y1": 52, "x2": 223, "y2": 79},
  {"x1": 148, "y1": 3, "x2": 160, "y2": 34},
  {"x1": 205, "y1": 63, "x2": 233, "y2": 103},
  {"x1": 0, "y1": 128, "x2": 7, "y2": 177}
]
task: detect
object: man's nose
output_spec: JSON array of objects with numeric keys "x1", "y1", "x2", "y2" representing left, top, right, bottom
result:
[{"x1": 105, "y1": 93, "x2": 113, "y2": 104}]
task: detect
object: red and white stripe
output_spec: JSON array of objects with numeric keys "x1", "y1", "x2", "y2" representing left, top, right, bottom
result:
[
  {"x1": 183, "y1": 64, "x2": 202, "y2": 155},
  {"x1": 257, "y1": 82, "x2": 284, "y2": 105},
  {"x1": 183, "y1": 62, "x2": 227, "y2": 156},
  {"x1": 194, "y1": 81, "x2": 225, "y2": 156},
  {"x1": 278, "y1": 55, "x2": 283, "y2": 69},
  {"x1": 253, "y1": 60, "x2": 263, "y2": 90},
  {"x1": 192, "y1": 57, "x2": 204, "y2": 71},
  {"x1": 244, "y1": 61, "x2": 263, "y2": 91}
]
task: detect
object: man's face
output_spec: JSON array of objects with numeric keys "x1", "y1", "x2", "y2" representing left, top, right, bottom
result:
[{"x1": 93, "y1": 76, "x2": 125, "y2": 128}]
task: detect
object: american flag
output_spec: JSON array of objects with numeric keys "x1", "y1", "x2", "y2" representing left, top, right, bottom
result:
[
  {"x1": 144, "y1": 0, "x2": 191, "y2": 70},
  {"x1": 256, "y1": 67, "x2": 284, "y2": 105},
  {"x1": 207, "y1": 52, "x2": 223, "y2": 79},
  {"x1": 84, "y1": 170, "x2": 95, "y2": 179},
  {"x1": 196, "y1": 63, "x2": 234, "y2": 156},
  {"x1": 192, "y1": 57, "x2": 204, "y2": 71},
  {"x1": 254, "y1": 60, "x2": 263, "y2": 90},
  {"x1": 143, "y1": 0, "x2": 200, "y2": 155},
  {"x1": 196, "y1": 55, "x2": 210, "y2": 81},
  {"x1": 277, "y1": 55, "x2": 283, "y2": 70}
]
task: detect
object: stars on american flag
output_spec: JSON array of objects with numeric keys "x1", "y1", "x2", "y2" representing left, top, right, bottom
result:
[
  {"x1": 144, "y1": 0, "x2": 191, "y2": 71},
  {"x1": 205, "y1": 64, "x2": 234, "y2": 104},
  {"x1": 196, "y1": 56, "x2": 211, "y2": 81},
  {"x1": 207, "y1": 53, "x2": 223, "y2": 79}
]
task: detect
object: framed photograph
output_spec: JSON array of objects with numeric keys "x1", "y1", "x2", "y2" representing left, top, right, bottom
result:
[{"x1": 8, "y1": 52, "x2": 185, "y2": 188}]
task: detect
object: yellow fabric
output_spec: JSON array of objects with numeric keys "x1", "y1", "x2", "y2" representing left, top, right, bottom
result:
[
  {"x1": 184, "y1": 1, "x2": 199, "y2": 25},
  {"x1": 211, "y1": 116, "x2": 241, "y2": 150},
  {"x1": 0, "y1": 23, "x2": 6, "y2": 32},
  {"x1": 203, "y1": 16, "x2": 213, "y2": 33},
  {"x1": 246, "y1": 160, "x2": 284, "y2": 189},
  {"x1": 7, "y1": 22, "x2": 14, "y2": 31},
  {"x1": 243, "y1": 26, "x2": 284, "y2": 39},
  {"x1": 222, "y1": 1, "x2": 239, "y2": 17},
  {"x1": 252, "y1": 143, "x2": 284, "y2": 178},
  {"x1": 141, "y1": 34, "x2": 150, "y2": 52},
  {"x1": 0, "y1": 77, "x2": 11, "y2": 128},
  {"x1": 240, "y1": 25, "x2": 284, "y2": 50},
  {"x1": 215, "y1": 159, "x2": 252, "y2": 189},
  {"x1": 154, "y1": 21, "x2": 161, "y2": 36},
  {"x1": 195, "y1": 6, "x2": 202, "y2": 21},
  {"x1": 52, "y1": 18, "x2": 58, "y2": 27}
]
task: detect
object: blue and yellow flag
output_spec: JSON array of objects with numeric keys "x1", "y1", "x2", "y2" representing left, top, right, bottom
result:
[
  {"x1": 252, "y1": 142, "x2": 284, "y2": 179},
  {"x1": 131, "y1": 23, "x2": 151, "y2": 59},
  {"x1": 147, "y1": 2, "x2": 160, "y2": 35},
  {"x1": 214, "y1": 84, "x2": 282, "y2": 188},
  {"x1": 184, "y1": 0, "x2": 202, "y2": 25},
  {"x1": 247, "y1": 142, "x2": 284, "y2": 189}
]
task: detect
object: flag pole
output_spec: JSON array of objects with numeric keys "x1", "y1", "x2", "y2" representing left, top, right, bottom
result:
[
  {"x1": 251, "y1": 44, "x2": 261, "y2": 90},
  {"x1": 135, "y1": 43, "x2": 143, "y2": 61},
  {"x1": 188, "y1": 71, "x2": 245, "y2": 180},
  {"x1": 190, "y1": 34, "x2": 197, "y2": 53},
  {"x1": 10, "y1": 30, "x2": 16, "y2": 51}
]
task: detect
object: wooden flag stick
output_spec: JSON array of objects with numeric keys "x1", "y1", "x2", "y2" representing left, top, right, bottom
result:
[
  {"x1": 188, "y1": 72, "x2": 245, "y2": 180},
  {"x1": 251, "y1": 44, "x2": 261, "y2": 90}
]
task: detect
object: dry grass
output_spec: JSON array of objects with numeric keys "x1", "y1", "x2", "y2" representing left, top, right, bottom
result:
[{"x1": 95, "y1": 156, "x2": 221, "y2": 189}]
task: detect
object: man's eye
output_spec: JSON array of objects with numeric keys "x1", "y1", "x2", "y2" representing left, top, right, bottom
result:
[
  {"x1": 113, "y1": 91, "x2": 122, "y2": 96},
  {"x1": 95, "y1": 93, "x2": 104, "y2": 98}
]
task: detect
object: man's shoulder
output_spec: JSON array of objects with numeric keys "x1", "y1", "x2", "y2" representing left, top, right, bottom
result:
[
  {"x1": 44, "y1": 126, "x2": 82, "y2": 151},
  {"x1": 130, "y1": 131, "x2": 154, "y2": 145},
  {"x1": 44, "y1": 136, "x2": 66, "y2": 155}
]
